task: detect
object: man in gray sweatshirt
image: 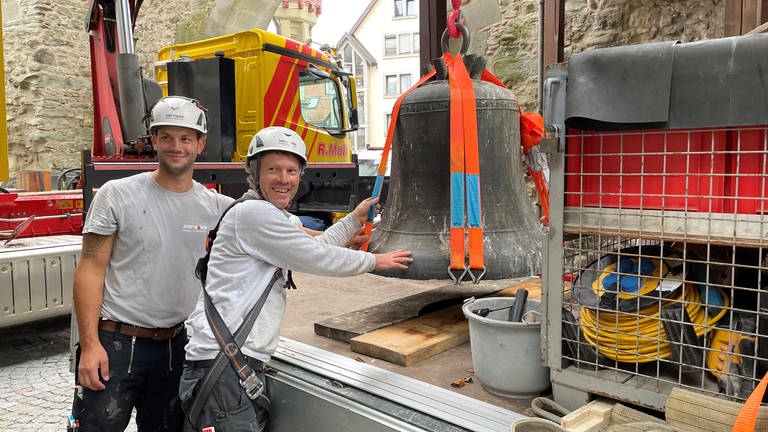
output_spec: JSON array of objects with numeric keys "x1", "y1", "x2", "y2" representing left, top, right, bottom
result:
[{"x1": 180, "y1": 126, "x2": 413, "y2": 431}]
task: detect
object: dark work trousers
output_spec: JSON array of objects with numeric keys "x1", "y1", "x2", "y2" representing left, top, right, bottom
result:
[
  {"x1": 179, "y1": 360, "x2": 268, "y2": 432},
  {"x1": 71, "y1": 328, "x2": 187, "y2": 432}
]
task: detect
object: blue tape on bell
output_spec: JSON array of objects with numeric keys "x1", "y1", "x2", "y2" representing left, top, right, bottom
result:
[
  {"x1": 466, "y1": 174, "x2": 481, "y2": 227},
  {"x1": 451, "y1": 172, "x2": 465, "y2": 228}
]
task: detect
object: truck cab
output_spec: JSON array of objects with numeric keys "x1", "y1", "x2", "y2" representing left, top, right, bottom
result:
[{"x1": 155, "y1": 28, "x2": 359, "y2": 165}]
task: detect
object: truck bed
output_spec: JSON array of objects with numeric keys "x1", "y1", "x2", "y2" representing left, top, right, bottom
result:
[{"x1": 0, "y1": 235, "x2": 80, "y2": 328}]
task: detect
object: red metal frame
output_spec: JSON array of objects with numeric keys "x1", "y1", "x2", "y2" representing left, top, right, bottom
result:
[
  {"x1": 86, "y1": 0, "x2": 145, "y2": 160},
  {"x1": 0, "y1": 192, "x2": 83, "y2": 238}
]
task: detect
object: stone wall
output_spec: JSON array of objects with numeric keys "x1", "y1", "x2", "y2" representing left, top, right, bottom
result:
[
  {"x1": 2, "y1": 0, "x2": 91, "y2": 173},
  {"x1": 0, "y1": 0, "x2": 727, "y2": 179}
]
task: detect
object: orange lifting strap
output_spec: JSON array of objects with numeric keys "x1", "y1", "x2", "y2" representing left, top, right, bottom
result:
[{"x1": 447, "y1": 52, "x2": 484, "y2": 284}]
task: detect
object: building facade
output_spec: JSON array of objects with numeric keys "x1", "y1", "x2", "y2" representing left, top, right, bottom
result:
[
  {"x1": 337, "y1": 0, "x2": 420, "y2": 152},
  {"x1": 273, "y1": 0, "x2": 322, "y2": 43}
]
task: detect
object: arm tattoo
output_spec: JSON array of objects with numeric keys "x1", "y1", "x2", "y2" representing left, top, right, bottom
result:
[{"x1": 81, "y1": 234, "x2": 110, "y2": 260}]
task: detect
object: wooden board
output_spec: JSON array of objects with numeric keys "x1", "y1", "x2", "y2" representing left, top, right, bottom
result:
[
  {"x1": 490, "y1": 278, "x2": 542, "y2": 300},
  {"x1": 17, "y1": 170, "x2": 51, "y2": 192},
  {"x1": 314, "y1": 277, "x2": 534, "y2": 342},
  {"x1": 350, "y1": 306, "x2": 469, "y2": 366},
  {"x1": 346, "y1": 278, "x2": 542, "y2": 366}
]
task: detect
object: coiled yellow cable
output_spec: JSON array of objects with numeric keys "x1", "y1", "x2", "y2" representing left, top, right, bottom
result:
[{"x1": 580, "y1": 284, "x2": 729, "y2": 363}]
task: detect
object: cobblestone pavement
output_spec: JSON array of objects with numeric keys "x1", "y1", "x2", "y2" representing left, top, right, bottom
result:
[{"x1": 0, "y1": 316, "x2": 137, "y2": 432}]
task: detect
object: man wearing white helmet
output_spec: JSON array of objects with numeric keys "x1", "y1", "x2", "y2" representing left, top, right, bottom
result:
[
  {"x1": 180, "y1": 126, "x2": 413, "y2": 431},
  {"x1": 71, "y1": 96, "x2": 234, "y2": 431}
]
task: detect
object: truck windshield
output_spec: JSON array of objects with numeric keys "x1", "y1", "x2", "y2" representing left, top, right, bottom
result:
[{"x1": 299, "y1": 70, "x2": 343, "y2": 133}]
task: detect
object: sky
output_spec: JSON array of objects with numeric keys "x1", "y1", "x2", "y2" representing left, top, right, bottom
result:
[{"x1": 311, "y1": 0, "x2": 370, "y2": 46}]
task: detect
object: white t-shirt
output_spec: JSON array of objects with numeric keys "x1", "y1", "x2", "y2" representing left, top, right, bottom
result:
[{"x1": 83, "y1": 172, "x2": 233, "y2": 328}]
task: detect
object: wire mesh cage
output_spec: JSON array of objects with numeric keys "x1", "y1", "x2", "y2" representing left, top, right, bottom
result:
[{"x1": 547, "y1": 125, "x2": 768, "y2": 411}]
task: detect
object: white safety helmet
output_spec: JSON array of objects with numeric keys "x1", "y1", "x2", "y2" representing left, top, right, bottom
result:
[
  {"x1": 148, "y1": 96, "x2": 208, "y2": 135},
  {"x1": 246, "y1": 126, "x2": 307, "y2": 166}
]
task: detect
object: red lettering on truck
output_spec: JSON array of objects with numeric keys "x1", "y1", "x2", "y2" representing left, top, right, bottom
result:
[{"x1": 317, "y1": 143, "x2": 347, "y2": 157}]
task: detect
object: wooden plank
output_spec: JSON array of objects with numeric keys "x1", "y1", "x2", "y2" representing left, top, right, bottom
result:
[
  {"x1": 17, "y1": 170, "x2": 51, "y2": 192},
  {"x1": 725, "y1": 0, "x2": 744, "y2": 36},
  {"x1": 543, "y1": 0, "x2": 565, "y2": 66},
  {"x1": 746, "y1": 18, "x2": 768, "y2": 33},
  {"x1": 744, "y1": 0, "x2": 760, "y2": 30},
  {"x1": 727, "y1": 0, "x2": 768, "y2": 34},
  {"x1": 347, "y1": 278, "x2": 542, "y2": 367},
  {"x1": 490, "y1": 278, "x2": 542, "y2": 299},
  {"x1": 314, "y1": 277, "x2": 535, "y2": 342},
  {"x1": 742, "y1": 0, "x2": 768, "y2": 31},
  {"x1": 419, "y1": 0, "x2": 447, "y2": 75},
  {"x1": 350, "y1": 306, "x2": 469, "y2": 366}
]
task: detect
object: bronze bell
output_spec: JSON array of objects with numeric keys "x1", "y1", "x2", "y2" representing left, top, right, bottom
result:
[{"x1": 369, "y1": 75, "x2": 543, "y2": 280}]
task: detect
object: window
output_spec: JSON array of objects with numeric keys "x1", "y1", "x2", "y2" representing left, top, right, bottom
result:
[
  {"x1": 385, "y1": 73, "x2": 413, "y2": 96},
  {"x1": 343, "y1": 46, "x2": 353, "y2": 72},
  {"x1": 398, "y1": 34, "x2": 411, "y2": 55},
  {"x1": 394, "y1": 0, "x2": 416, "y2": 17},
  {"x1": 385, "y1": 113, "x2": 392, "y2": 134},
  {"x1": 399, "y1": 74, "x2": 412, "y2": 92},
  {"x1": 357, "y1": 92, "x2": 365, "y2": 124},
  {"x1": 340, "y1": 43, "x2": 369, "y2": 151},
  {"x1": 356, "y1": 127, "x2": 367, "y2": 152},
  {"x1": 298, "y1": 70, "x2": 342, "y2": 131},
  {"x1": 384, "y1": 36, "x2": 397, "y2": 56},
  {"x1": 290, "y1": 22, "x2": 303, "y2": 41},
  {"x1": 341, "y1": 44, "x2": 366, "y2": 87},
  {"x1": 384, "y1": 32, "x2": 419, "y2": 57},
  {"x1": 355, "y1": 55, "x2": 364, "y2": 87},
  {"x1": 406, "y1": 0, "x2": 417, "y2": 16},
  {"x1": 385, "y1": 75, "x2": 398, "y2": 96}
]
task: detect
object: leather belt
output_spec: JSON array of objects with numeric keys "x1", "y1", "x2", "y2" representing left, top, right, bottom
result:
[{"x1": 99, "y1": 319, "x2": 184, "y2": 340}]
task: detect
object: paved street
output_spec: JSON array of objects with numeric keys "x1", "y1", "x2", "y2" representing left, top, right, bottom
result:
[
  {"x1": 0, "y1": 316, "x2": 75, "y2": 430},
  {"x1": 0, "y1": 316, "x2": 138, "y2": 431}
]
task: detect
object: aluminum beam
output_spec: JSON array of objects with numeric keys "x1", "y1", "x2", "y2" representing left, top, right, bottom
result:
[{"x1": 273, "y1": 337, "x2": 524, "y2": 432}]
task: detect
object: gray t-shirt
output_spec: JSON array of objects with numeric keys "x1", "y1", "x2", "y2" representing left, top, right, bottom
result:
[
  {"x1": 83, "y1": 172, "x2": 233, "y2": 328},
  {"x1": 185, "y1": 189, "x2": 376, "y2": 362}
]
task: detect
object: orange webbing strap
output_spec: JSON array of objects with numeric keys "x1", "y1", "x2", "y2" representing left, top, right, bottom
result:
[
  {"x1": 520, "y1": 111, "x2": 551, "y2": 226},
  {"x1": 360, "y1": 69, "x2": 436, "y2": 252},
  {"x1": 447, "y1": 53, "x2": 468, "y2": 283},
  {"x1": 530, "y1": 169, "x2": 550, "y2": 226},
  {"x1": 733, "y1": 371, "x2": 768, "y2": 432},
  {"x1": 452, "y1": 55, "x2": 485, "y2": 283}
]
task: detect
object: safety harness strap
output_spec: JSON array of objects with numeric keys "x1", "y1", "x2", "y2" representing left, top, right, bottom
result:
[
  {"x1": 361, "y1": 69, "x2": 436, "y2": 252},
  {"x1": 187, "y1": 271, "x2": 278, "y2": 423},
  {"x1": 188, "y1": 195, "x2": 294, "y2": 424}
]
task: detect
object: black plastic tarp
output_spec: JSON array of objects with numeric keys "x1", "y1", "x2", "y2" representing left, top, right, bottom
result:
[{"x1": 565, "y1": 33, "x2": 768, "y2": 130}]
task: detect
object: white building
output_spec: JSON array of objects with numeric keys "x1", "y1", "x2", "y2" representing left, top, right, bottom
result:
[{"x1": 336, "y1": 0, "x2": 421, "y2": 152}]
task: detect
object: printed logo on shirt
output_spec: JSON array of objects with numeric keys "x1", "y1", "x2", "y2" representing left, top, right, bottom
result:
[
  {"x1": 201, "y1": 427, "x2": 215, "y2": 432},
  {"x1": 183, "y1": 223, "x2": 210, "y2": 233}
]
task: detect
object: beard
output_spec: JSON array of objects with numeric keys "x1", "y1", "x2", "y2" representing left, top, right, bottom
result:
[{"x1": 158, "y1": 154, "x2": 195, "y2": 176}]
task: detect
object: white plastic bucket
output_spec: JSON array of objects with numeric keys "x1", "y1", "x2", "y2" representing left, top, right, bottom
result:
[{"x1": 462, "y1": 296, "x2": 550, "y2": 399}]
